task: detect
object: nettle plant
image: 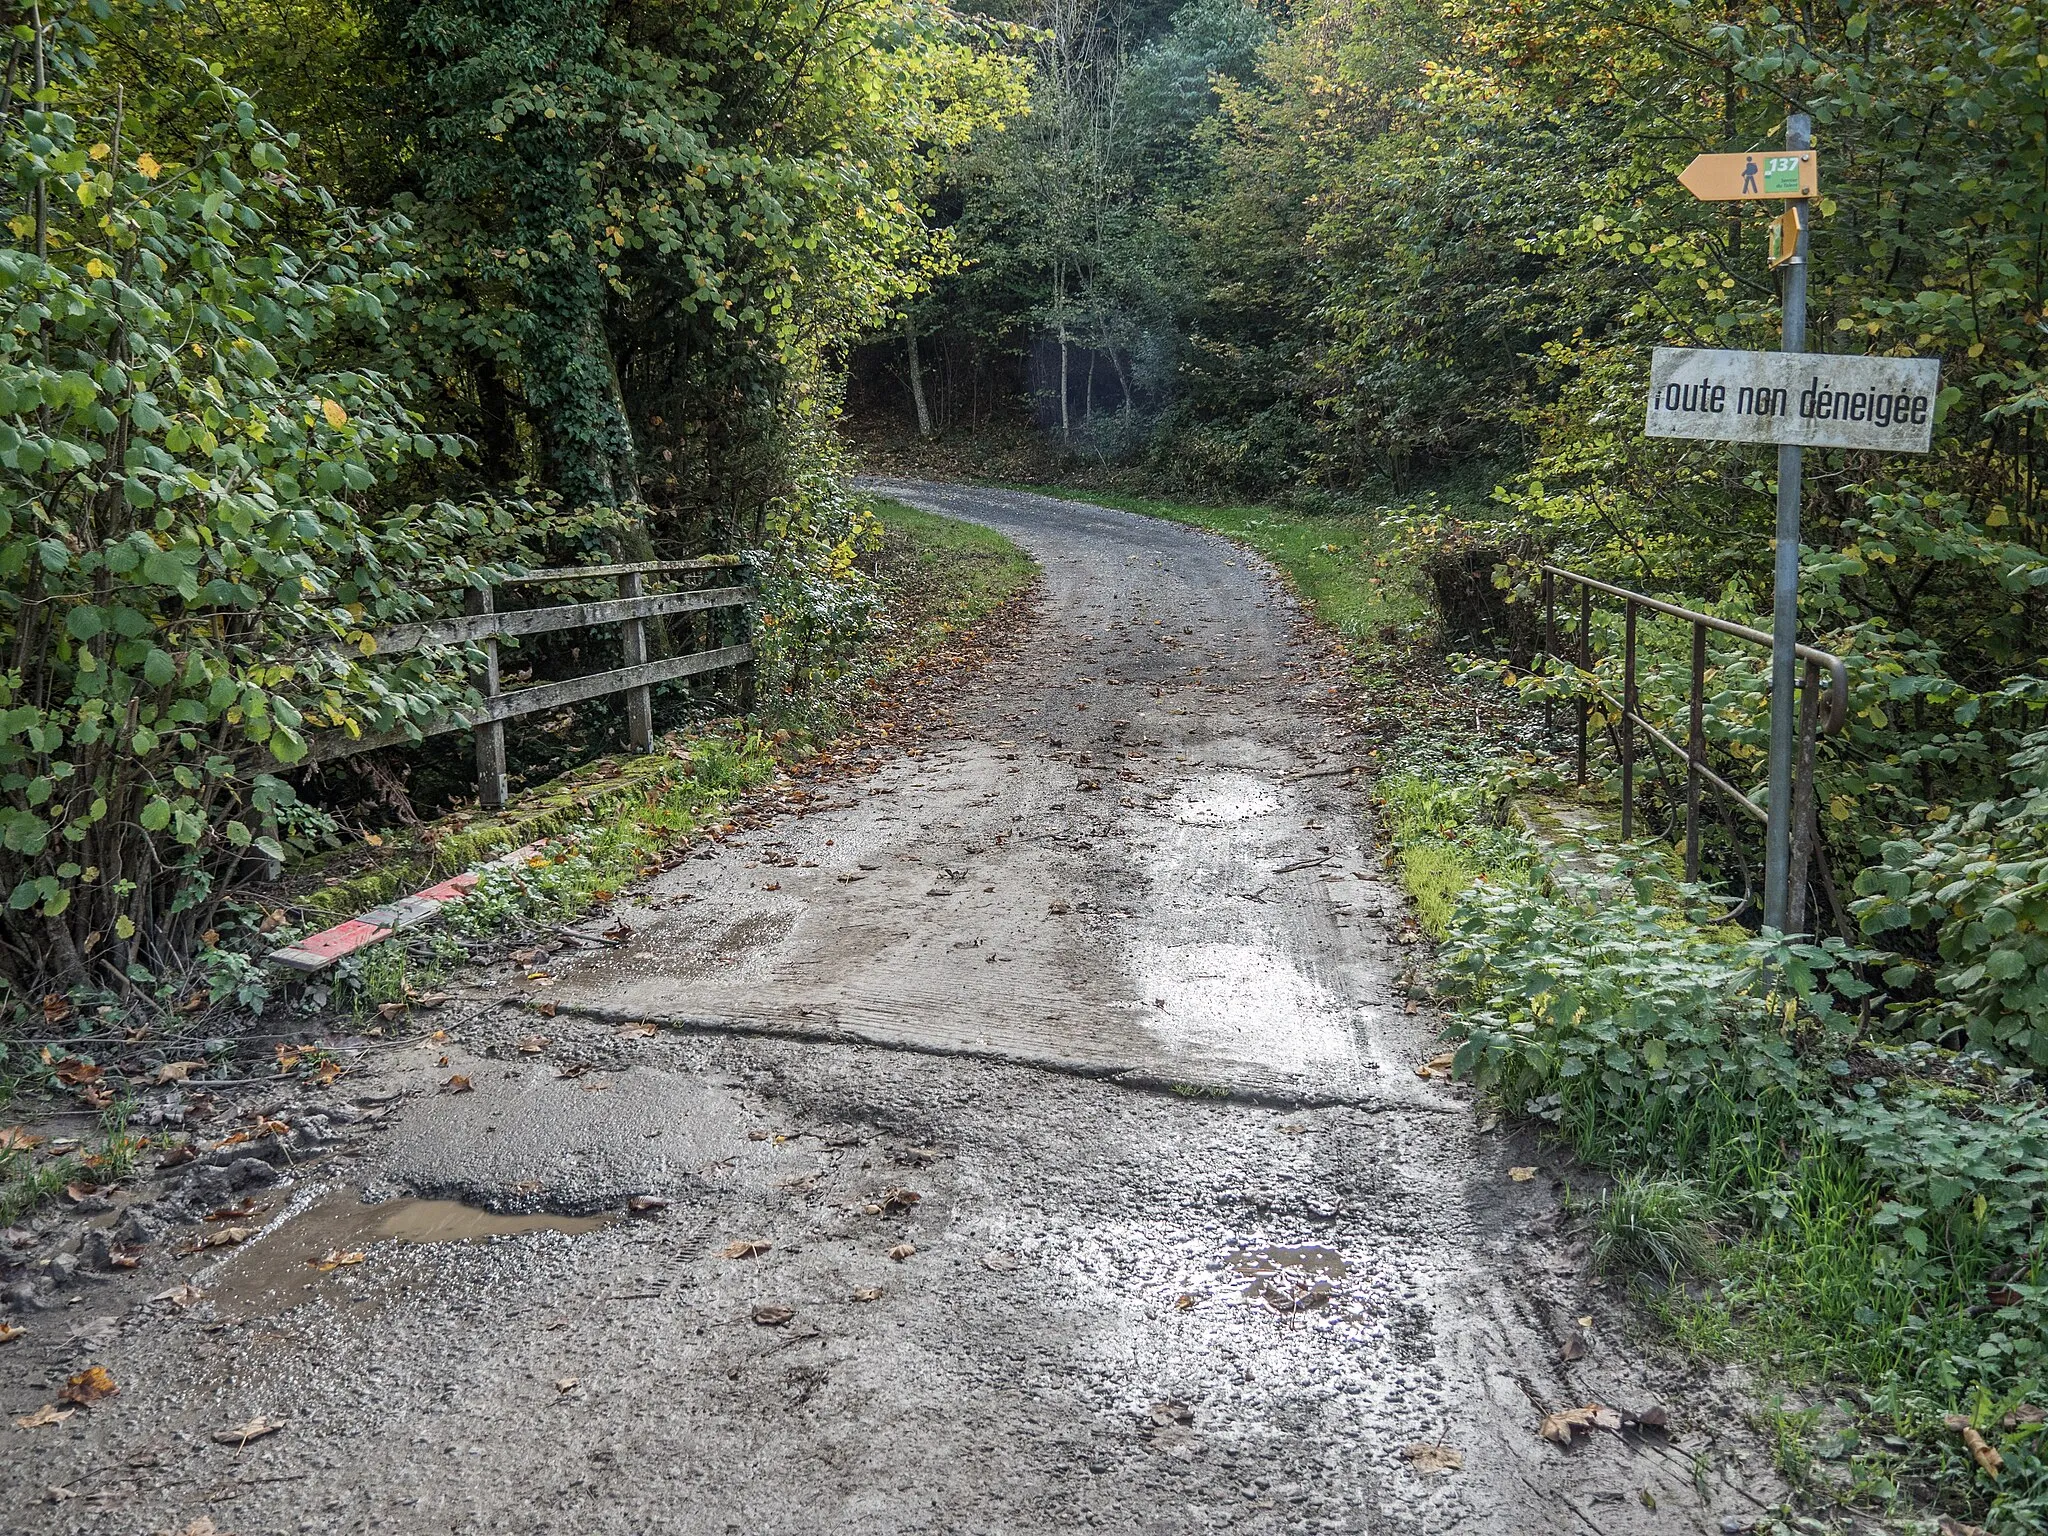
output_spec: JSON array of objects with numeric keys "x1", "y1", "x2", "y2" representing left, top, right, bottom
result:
[
  {"x1": 1852, "y1": 726, "x2": 2048, "y2": 1066},
  {"x1": 0, "y1": 40, "x2": 503, "y2": 1004}
]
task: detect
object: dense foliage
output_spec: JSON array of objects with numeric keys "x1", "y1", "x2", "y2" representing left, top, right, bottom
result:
[{"x1": 0, "y1": 0, "x2": 1025, "y2": 1005}]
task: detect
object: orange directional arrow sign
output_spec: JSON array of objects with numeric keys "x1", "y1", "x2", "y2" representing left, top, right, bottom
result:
[{"x1": 1678, "y1": 150, "x2": 1818, "y2": 201}]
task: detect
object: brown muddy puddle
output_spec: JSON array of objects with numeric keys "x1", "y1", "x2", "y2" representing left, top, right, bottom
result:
[
  {"x1": 1218, "y1": 1242, "x2": 1364, "y2": 1318},
  {"x1": 202, "y1": 1188, "x2": 615, "y2": 1314}
]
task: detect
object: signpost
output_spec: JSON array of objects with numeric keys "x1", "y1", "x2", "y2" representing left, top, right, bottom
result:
[
  {"x1": 1658, "y1": 116, "x2": 1937, "y2": 934},
  {"x1": 1644, "y1": 347, "x2": 1940, "y2": 453},
  {"x1": 1677, "y1": 149, "x2": 1818, "y2": 202}
]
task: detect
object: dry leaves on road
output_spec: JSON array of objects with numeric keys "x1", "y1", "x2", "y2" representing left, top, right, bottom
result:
[
  {"x1": 163, "y1": 1519, "x2": 227, "y2": 1536},
  {"x1": 751, "y1": 1305, "x2": 795, "y2": 1326},
  {"x1": 888, "y1": 1243, "x2": 916, "y2": 1261},
  {"x1": 151, "y1": 1284, "x2": 203, "y2": 1308},
  {"x1": 58, "y1": 1366, "x2": 117, "y2": 1405},
  {"x1": 0, "y1": 1322, "x2": 24, "y2": 1344},
  {"x1": 1538, "y1": 1404, "x2": 1622, "y2": 1446},
  {"x1": 1401, "y1": 1442, "x2": 1464, "y2": 1474},
  {"x1": 183, "y1": 1225, "x2": 254, "y2": 1253},
  {"x1": 851, "y1": 1287, "x2": 884, "y2": 1303},
  {"x1": 614, "y1": 1021, "x2": 657, "y2": 1039},
  {"x1": 981, "y1": 1250, "x2": 1021, "y2": 1273},
  {"x1": 154, "y1": 1061, "x2": 203, "y2": 1086},
  {"x1": 14, "y1": 1403, "x2": 74, "y2": 1429},
  {"x1": 720, "y1": 1239, "x2": 772, "y2": 1259},
  {"x1": 212, "y1": 1417, "x2": 283, "y2": 1447},
  {"x1": 626, "y1": 1196, "x2": 669, "y2": 1218},
  {"x1": 1508, "y1": 1167, "x2": 1538, "y2": 1182},
  {"x1": 1148, "y1": 1400, "x2": 1194, "y2": 1428},
  {"x1": 310, "y1": 1250, "x2": 365, "y2": 1272},
  {"x1": 1945, "y1": 1415, "x2": 2005, "y2": 1476},
  {"x1": 0, "y1": 1125, "x2": 42, "y2": 1152},
  {"x1": 554, "y1": 1378, "x2": 578, "y2": 1395},
  {"x1": 441, "y1": 1074, "x2": 473, "y2": 1094},
  {"x1": 516, "y1": 1035, "x2": 550, "y2": 1054}
]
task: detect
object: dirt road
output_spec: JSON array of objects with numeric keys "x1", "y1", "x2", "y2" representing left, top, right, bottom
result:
[{"x1": 2, "y1": 483, "x2": 1777, "y2": 1534}]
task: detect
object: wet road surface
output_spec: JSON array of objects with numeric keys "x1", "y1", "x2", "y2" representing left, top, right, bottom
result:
[{"x1": 0, "y1": 483, "x2": 1780, "y2": 1533}]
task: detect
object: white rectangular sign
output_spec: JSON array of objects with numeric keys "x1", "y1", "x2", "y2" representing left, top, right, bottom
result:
[{"x1": 1645, "y1": 346, "x2": 1941, "y2": 452}]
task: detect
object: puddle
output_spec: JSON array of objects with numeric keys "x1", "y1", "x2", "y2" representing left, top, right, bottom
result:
[
  {"x1": 1218, "y1": 1242, "x2": 1362, "y2": 1317},
  {"x1": 1165, "y1": 772, "x2": 1281, "y2": 826},
  {"x1": 1131, "y1": 939, "x2": 1358, "y2": 1072},
  {"x1": 204, "y1": 1187, "x2": 616, "y2": 1314}
]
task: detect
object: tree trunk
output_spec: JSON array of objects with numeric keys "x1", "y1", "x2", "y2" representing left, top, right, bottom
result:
[{"x1": 906, "y1": 317, "x2": 932, "y2": 437}]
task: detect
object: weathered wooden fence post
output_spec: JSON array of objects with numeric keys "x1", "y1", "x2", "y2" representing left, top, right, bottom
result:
[
  {"x1": 468, "y1": 584, "x2": 509, "y2": 810},
  {"x1": 619, "y1": 570, "x2": 655, "y2": 751}
]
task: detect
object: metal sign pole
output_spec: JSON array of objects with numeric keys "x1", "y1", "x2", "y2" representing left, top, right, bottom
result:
[{"x1": 1763, "y1": 110, "x2": 1813, "y2": 933}]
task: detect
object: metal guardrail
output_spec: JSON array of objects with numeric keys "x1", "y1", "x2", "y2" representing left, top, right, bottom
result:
[
  {"x1": 1537, "y1": 564, "x2": 1849, "y2": 933},
  {"x1": 306, "y1": 558, "x2": 753, "y2": 809}
]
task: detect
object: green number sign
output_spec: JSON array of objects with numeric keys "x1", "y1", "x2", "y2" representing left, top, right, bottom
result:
[{"x1": 1763, "y1": 156, "x2": 1803, "y2": 194}]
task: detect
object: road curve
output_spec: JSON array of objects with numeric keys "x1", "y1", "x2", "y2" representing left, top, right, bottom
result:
[{"x1": 0, "y1": 483, "x2": 1780, "y2": 1536}]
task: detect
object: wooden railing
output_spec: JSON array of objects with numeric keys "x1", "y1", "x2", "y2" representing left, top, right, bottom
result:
[
  {"x1": 1536, "y1": 564, "x2": 1849, "y2": 932},
  {"x1": 307, "y1": 557, "x2": 754, "y2": 809}
]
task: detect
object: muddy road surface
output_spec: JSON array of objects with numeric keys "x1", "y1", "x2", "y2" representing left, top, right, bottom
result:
[{"x1": 2, "y1": 482, "x2": 1778, "y2": 1534}]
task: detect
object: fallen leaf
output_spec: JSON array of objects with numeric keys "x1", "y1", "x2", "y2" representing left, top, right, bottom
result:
[
  {"x1": 309, "y1": 1250, "x2": 366, "y2": 1272},
  {"x1": 441, "y1": 1074, "x2": 473, "y2": 1094},
  {"x1": 1627, "y1": 1404, "x2": 1670, "y2": 1430},
  {"x1": 981, "y1": 1250, "x2": 1022, "y2": 1273},
  {"x1": 626, "y1": 1196, "x2": 669, "y2": 1218},
  {"x1": 1941, "y1": 1518, "x2": 1994, "y2": 1536},
  {"x1": 720, "y1": 1239, "x2": 772, "y2": 1259},
  {"x1": 415, "y1": 992, "x2": 451, "y2": 1009},
  {"x1": 1149, "y1": 1400, "x2": 1194, "y2": 1427},
  {"x1": 851, "y1": 1287, "x2": 884, "y2": 1303},
  {"x1": 151, "y1": 1284, "x2": 203, "y2": 1308},
  {"x1": 59, "y1": 1365, "x2": 118, "y2": 1405},
  {"x1": 535, "y1": 1002, "x2": 558, "y2": 1019},
  {"x1": 157, "y1": 1143, "x2": 197, "y2": 1170},
  {"x1": 1414, "y1": 1050, "x2": 1455, "y2": 1081},
  {"x1": 554, "y1": 1377, "x2": 578, "y2": 1394},
  {"x1": 0, "y1": 1125, "x2": 42, "y2": 1153},
  {"x1": 888, "y1": 1243, "x2": 916, "y2": 1262},
  {"x1": 1508, "y1": 1166, "x2": 1538, "y2": 1182},
  {"x1": 1174, "y1": 1293, "x2": 1197, "y2": 1311},
  {"x1": 0, "y1": 1323, "x2": 24, "y2": 1343},
  {"x1": 614, "y1": 1021, "x2": 658, "y2": 1039},
  {"x1": 1559, "y1": 1333, "x2": 1586, "y2": 1363},
  {"x1": 106, "y1": 1244, "x2": 143, "y2": 1269},
  {"x1": 205, "y1": 1197, "x2": 268, "y2": 1222},
  {"x1": 1538, "y1": 1404, "x2": 1622, "y2": 1446},
  {"x1": 212, "y1": 1416, "x2": 283, "y2": 1447},
  {"x1": 154, "y1": 1061, "x2": 204, "y2": 1086},
  {"x1": 1401, "y1": 1442, "x2": 1464, "y2": 1474},
  {"x1": 51, "y1": 1056, "x2": 101, "y2": 1086},
  {"x1": 42, "y1": 995, "x2": 73, "y2": 1027},
  {"x1": 1945, "y1": 1414, "x2": 2005, "y2": 1477},
  {"x1": 310, "y1": 1060, "x2": 344, "y2": 1088},
  {"x1": 13, "y1": 1403, "x2": 73, "y2": 1429},
  {"x1": 63, "y1": 1181, "x2": 103, "y2": 1203},
  {"x1": 516, "y1": 1035, "x2": 550, "y2": 1054},
  {"x1": 375, "y1": 1002, "x2": 407, "y2": 1022},
  {"x1": 878, "y1": 1187, "x2": 921, "y2": 1215},
  {"x1": 509, "y1": 948, "x2": 542, "y2": 964},
  {"x1": 746, "y1": 1127, "x2": 770, "y2": 1141},
  {"x1": 751, "y1": 1304, "x2": 795, "y2": 1326},
  {"x1": 184, "y1": 1226, "x2": 254, "y2": 1253},
  {"x1": 2004, "y1": 1404, "x2": 2046, "y2": 1430}
]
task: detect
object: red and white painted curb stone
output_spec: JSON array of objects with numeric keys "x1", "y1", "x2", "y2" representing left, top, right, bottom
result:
[{"x1": 267, "y1": 841, "x2": 547, "y2": 974}]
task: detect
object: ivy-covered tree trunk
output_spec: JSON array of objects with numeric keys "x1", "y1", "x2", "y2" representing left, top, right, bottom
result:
[{"x1": 394, "y1": 0, "x2": 639, "y2": 512}]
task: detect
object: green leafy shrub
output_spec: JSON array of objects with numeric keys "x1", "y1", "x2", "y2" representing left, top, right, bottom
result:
[
  {"x1": 1442, "y1": 864, "x2": 1876, "y2": 1183},
  {"x1": 1852, "y1": 727, "x2": 2048, "y2": 1066},
  {"x1": 0, "y1": 23, "x2": 504, "y2": 1003}
]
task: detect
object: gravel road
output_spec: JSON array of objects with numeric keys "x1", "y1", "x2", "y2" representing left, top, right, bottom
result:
[{"x1": 1, "y1": 482, "x2": 1780, "y2": 1535}]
